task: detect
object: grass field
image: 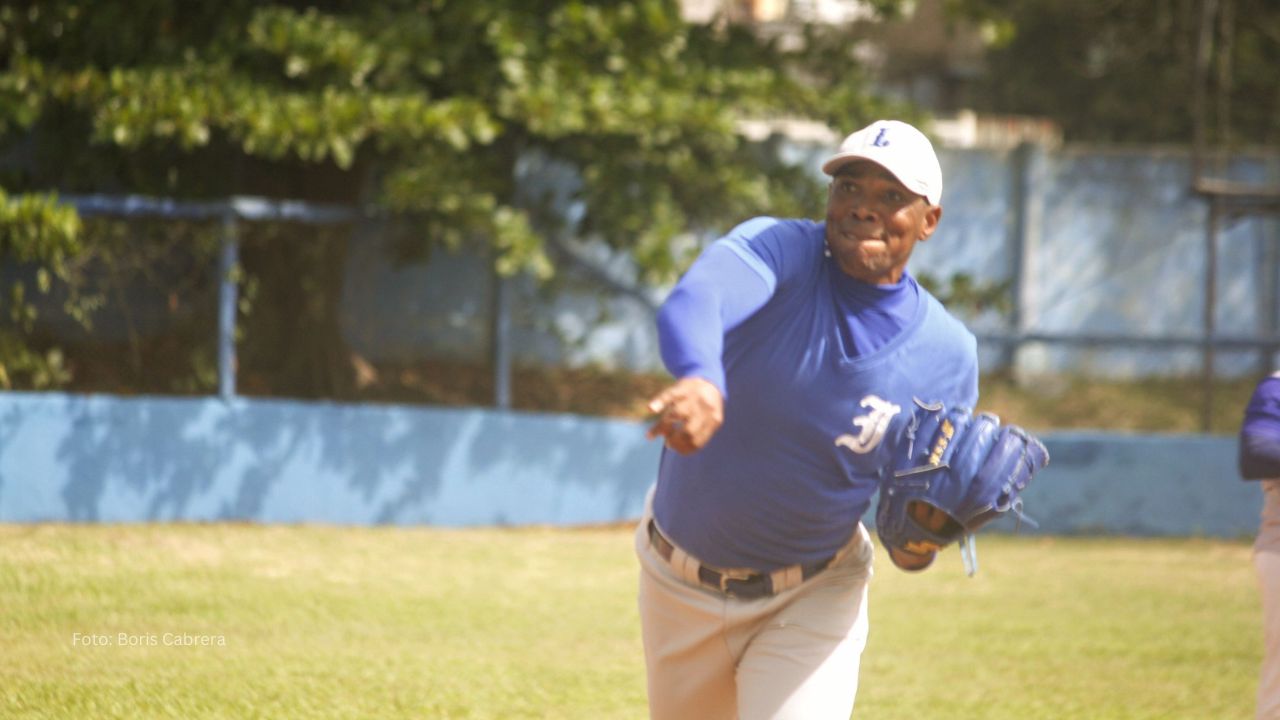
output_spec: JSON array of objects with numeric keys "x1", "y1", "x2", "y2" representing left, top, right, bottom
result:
[{"x1": 0, "y1": 523, "x2": 1263, "y2": 719}]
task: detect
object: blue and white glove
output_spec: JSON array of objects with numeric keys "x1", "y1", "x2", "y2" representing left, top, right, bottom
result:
[{"x1": 875, "y1": 400, "x2": 1049, "y2": 575}]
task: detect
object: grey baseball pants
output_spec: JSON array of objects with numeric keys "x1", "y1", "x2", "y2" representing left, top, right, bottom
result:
[{"x1": 635, "y1": 493, "x2": 874, "y2": 720}]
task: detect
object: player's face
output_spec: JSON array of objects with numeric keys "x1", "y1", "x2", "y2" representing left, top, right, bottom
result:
[{"x1": 824, "y1": 161, "x2": 941, "y2": 285}]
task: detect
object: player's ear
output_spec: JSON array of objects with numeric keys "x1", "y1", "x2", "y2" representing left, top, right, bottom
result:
[{"x1": 918, "y1": 204, "x2": 942, "y2": 242}]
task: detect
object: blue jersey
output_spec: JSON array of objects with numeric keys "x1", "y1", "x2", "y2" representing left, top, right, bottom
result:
[
  {"x1": 652, "y1": 217, "x2": 979, "y2": 571},
  {"x1": 1241, "y1": 372, "x2": 1280, "y2": 480}
]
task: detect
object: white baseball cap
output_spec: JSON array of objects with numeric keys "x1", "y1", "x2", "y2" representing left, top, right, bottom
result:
[{"x1": 821, "y1": 120, "x2": 943, "y2": 205}]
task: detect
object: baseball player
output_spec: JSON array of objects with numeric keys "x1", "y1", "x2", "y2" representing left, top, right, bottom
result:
[
  {"x1": 1240, "y1": 371, "x2": 1280, "y2": 720},
  {"x1": 636, "y1": 120, "x2": 980, "y2": 719}
]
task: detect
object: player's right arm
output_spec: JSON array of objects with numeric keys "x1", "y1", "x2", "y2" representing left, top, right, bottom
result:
[
  {"x1": 1241, "y1": 374, "x2": 1280, "y2": 479},
  {"x1": 646, "y1": 219, "x2": 786, "y2": 454}
]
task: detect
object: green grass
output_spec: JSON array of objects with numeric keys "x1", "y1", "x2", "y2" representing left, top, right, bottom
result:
[{"x1": 0, "y1": 524, "x2": 1262, "y2": 719}]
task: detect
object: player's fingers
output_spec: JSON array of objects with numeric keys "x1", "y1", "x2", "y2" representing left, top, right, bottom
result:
[
  {"x1": 644, "y1": 377, "x2": 723, "y2": 452},
  {"x1": 646, "y1": 415, "x2": 679, "y2": 442},
  {"x1": 672, "y1": 420, "x2": 720, "y2": 455},
  {"x1": 667, "y1": 423, "x2": 705, "y2": 455},
  {"x1": 657, "y1": 417, "x2": 684, "y2": 440},
  {"x1": 646, "y1": 392, "x2": 689, "y2": 430},
  {"x1": 645, "y1": 420, "x2": 662, "y2": 441},
  {"x1": 646, "y1": 394, "x2": 669, "y2": 416},
  {"x1": 665, "y1": 435, "x2": 691, "y2": 455},
  {"x1": 645, "y1": 391, "x2": 672, "y2": 418},
  {"x1": 644, "y1": 387, "x2": 680, "y2": 440},
  {"x1": 646, "y1": 405, "x2": 688, "y2": 444},
  {"x1": 646, "y1": 383, "x2": 694, "y2": 421},
  {"x1": 678, "y1": 400, "x2": 724, "y2": 450},
  {"x1": 648, "y1": 405, "x2": 698, "y2": 454}
]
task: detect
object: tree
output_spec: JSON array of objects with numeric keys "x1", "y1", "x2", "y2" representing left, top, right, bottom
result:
[
  {"x1": 0, "y1": 0, "x2": 903, "y2": 397},
  {"x1": 945, "y1": 0, "x2": 1280, "y2": 145}
]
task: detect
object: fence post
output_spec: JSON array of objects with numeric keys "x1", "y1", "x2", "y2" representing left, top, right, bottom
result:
[
  {"x1": 1007, "y1": 142, "x2": 1046, "y2": 376},
  {"x1": 490, "y1": 267, "x2": 512, "y2": 409},
  {"x1": 1259, "y1": 216, "x2": 1278, "y2": 374},
  {"x1": 218, "y1": 210, "x2": 239, "y2": 400},
  {"x1": 1202, "y1": 196, "x2": 1220, "y2": 431}
]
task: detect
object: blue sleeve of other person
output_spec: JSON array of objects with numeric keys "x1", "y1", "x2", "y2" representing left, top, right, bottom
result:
[{"x1": 1241, "y1": 375, "x2": 1280, "y2": 480}]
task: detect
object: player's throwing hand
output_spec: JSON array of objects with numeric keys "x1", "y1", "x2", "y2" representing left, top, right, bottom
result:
[{"x1": 645, "y1": 377, "x2": 723, "y2": 455}]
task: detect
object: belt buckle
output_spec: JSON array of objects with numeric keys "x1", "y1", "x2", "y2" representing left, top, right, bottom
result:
[{"x1": 716, "y1": 567, "x2": 760, "y2": 596}]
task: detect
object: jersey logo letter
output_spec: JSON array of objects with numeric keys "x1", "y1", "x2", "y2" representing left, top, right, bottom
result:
[{"x1": 834, "y1": 395, "x2": 901, "y2": 454}]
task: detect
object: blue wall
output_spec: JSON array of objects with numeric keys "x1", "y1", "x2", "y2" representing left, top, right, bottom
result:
[
  {"x1": 0, "y1": 392, "x2": 656, "y2": 526},
  {"x1": 0, "y1": 392, "x2": 1263, "y2": 538}
]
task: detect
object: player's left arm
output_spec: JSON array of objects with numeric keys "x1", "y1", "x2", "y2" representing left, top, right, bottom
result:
[
  {"x1": 874, "y1": 334, "x2": 1048, "y2": 573},
  {"x1": 877, "y1": 400, "x2": 1050, "y2": 574}
]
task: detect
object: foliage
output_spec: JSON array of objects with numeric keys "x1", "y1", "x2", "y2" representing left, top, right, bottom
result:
[
  {"x1": 917, "y1": 270, "x2": 1010, "y2": 315},
  {"x1": 0, "y1": 189, "x2": 82, "y2": 326},
  {"x1": 0, "y1": 330, "x2": 69, "y2": 388},
  {"x1": 0, "y1": 0, "x2": 907, "y2": 395},
  {"x1": 946, "y1": 0, "x2": 1280, "y2": 144},
  {"x1": 0, "y1": 0, "x2": 895, "y2": 280},
  {"x1": 0, "y1": 187, "x2": 86, "y2": 388}
]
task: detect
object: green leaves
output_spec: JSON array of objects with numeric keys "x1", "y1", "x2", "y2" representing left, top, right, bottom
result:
[
  {"x1": 246, "y1": 7, "x2": 381, "y2": 88},
  {"x1": 916, "y1": 271, "x2": 1011, "y2": 315},
  {"x1": 0, "y1": 330, "x2": 70, "y2": 389},
  {"x1": 946, "y1": 0, "x2": 1280, "y2": 143},
  {"x1": 31, "y1": 61, "x2": 497, "y2": 168},
  {"x1": 0, "y1": 189, "x2": 86, "y2": 386},
  {"x1": 492, "y1": 206, "x2": 551, "y2": 280},
  {"x1": 0, "y1": 0, "x2": 915, "y2": 394},
  {"x1": 0, "y1": 1, "x2": 890, "y2": 287},
  {"x1": 0, "y1": 189, "x2": 81, "y2": 263}
]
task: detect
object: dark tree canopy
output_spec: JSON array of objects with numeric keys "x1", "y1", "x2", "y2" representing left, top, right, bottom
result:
[{"x1": 948, "y1": 0, "x2": 1280, "y2": 145}]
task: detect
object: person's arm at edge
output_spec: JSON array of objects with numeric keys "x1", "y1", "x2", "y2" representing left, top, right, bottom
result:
[
  {"x1": 1242, "y1": 379, "x2": 1280, "y2": 479},
  {"x1": 1241, "y1": 422, "x2": 1280, "y2": 480}
]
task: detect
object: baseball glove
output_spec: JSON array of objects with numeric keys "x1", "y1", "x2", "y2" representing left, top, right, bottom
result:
[{"x1": 875, "y1": 400, "x2": 1049, "y2": 575}]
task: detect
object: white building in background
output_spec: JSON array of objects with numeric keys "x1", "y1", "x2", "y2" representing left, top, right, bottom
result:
[
  {"x1": 678, "y1": 0, "x2": 723, "y2": 23},
  {"x1": 679, "y1": 0, "x2": 872, "y2": 25},
  {"x1": 932, "y1": 110, "x2": 1063, "y2": 150},
  {"x1": 678, "y1": 0, "x2": 1063, "y2": 151},
  {"x1": 787, "y1": 0, "x2": 877, "y2": 24}
]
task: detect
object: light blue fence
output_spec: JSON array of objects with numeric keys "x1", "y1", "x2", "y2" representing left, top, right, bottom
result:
[{"x1": 0, "y1": 392, "x2": 1262, "y2": 538}]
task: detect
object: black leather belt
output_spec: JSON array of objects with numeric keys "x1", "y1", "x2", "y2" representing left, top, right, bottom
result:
[{"x1": 647, "y1": 519, "x2": 834, "y2": 600}]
